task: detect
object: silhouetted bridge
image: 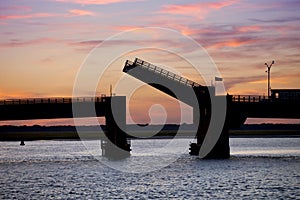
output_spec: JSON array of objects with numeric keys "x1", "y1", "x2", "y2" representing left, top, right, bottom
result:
[
  {"x1": 0, "y1": 97, "x2": 108, "y2": 120},
  {"x1": 230, "y1": 95, "x2": 300, "y2": 127},
  {"x1": 0, "y1": 58, "x2": 299, "y2": 159},
  {"x1": 0, "y1": 96, "x2": 131, "y2": 158}
]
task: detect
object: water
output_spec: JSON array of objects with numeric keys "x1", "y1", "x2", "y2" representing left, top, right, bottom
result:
[{"x1": 0, "y1": 138, "x2": 299, "y2": 199}]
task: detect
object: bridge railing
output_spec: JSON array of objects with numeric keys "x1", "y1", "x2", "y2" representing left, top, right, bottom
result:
[
  {"x1": 125, "y1": 58, "x2": 202, "y2": 88},
  {"x1": 0, "y1": 96, "x2": 108, "y2": 105},
  {"x1": 232, "y1": 95, "x2": 268, "y2": 103}
]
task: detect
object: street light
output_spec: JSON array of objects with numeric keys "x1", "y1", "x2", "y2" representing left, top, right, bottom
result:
[{"x1": 265, "y1": 60, "x2": 275, "y2": 98}]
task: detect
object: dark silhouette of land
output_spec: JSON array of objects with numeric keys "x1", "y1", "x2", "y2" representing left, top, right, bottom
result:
[{"x1": 0, "y1": 124, "x2": 299, "y2": 141}]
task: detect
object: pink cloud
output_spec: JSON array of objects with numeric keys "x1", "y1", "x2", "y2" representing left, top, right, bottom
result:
[
  {"x1": 160, "y1": 0, "x2": 238, "y2": 19},
  {"x1": 56, "y1": 0, "x2": 142, "y2": 5},
  {"x1": 68, "y1": 9, "x2": 96, "y2": 16},
  {"x1": 207, "y1": 38, "x2": 258, "y2": 49},
  {"x1": 0, "y1": 38, "x2": 59, "y2": 48},
  {"x1": 209, "y1": 0, "x2": 239, "y2": 9},
  {"x1": 67, "y1": 39, "x2": 102, "y2": 52},
  {"x1": 0, "y1": 9, "x2": 97, "y2": 21},
  {"x1": 169, "y1": 24, "x2": 215, "y2": 36},
  {"x1": 0, "y1": 5, "x2": 32, "y2": 12},
  {"x1": 0, "y1": 13, "x2": 59, "y2": 20}
]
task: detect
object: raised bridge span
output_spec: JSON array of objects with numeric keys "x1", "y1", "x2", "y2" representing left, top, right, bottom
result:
[
  {"x1": 124, "y1": 58, "x2": 300, "y2": 122},
  {"x1": 123, "y1": 58, "x2": 300, "y2": 158},
  {"x1": 0, "y1": 58, "x2": 299, "y2": 159}
]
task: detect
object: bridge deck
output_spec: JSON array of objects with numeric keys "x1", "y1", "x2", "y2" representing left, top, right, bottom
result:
[
  {"x1": 0, "y1": 96, "x2": 125, "y2": 121},
  {"x1": 0, "y1": 96, "x2": 107, "y2": 105}
]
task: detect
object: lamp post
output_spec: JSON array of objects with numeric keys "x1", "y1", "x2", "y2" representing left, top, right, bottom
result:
[{"x1": 265, "y1": 60, "x2": 275, "y2": 98}]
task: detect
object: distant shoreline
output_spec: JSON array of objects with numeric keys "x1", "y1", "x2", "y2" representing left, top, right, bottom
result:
[{"x1": 0, "y1": 124, "x2": 299, "y2": 141}]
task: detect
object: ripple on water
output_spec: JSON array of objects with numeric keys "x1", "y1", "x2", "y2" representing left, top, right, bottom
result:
[{"x1": 0, "y1": 139, "x2": 299, "y2": 199}]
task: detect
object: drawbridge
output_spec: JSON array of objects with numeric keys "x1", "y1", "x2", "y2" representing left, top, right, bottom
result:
[
  {"x1": 123, "y1": 58, "x2": 230, "y2": 158},
  {"x1": 123, "y1": 58, "x2": 213, "y2": 107},
  {"x1": 2, "y1": 58, "x2": 298, "y2": 159}
]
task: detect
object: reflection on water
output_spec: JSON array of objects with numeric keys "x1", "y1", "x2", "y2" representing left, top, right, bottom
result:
[
  {"x1": 0, "y1": 138, "x2": 299, "y2": 199},
  {"x1": 230, "y1": 138, "x2": 300, "y2": 157}
]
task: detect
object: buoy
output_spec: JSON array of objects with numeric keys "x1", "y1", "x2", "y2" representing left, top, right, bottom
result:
[{"x1": 20, "y1": 140, "x2": 25, "y2": 146}]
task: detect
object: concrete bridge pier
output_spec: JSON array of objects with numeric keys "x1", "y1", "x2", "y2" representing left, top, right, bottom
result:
[
  {"x1": 101, "y1": 96, "x2": 131, "y2": 159},
  {"x1": 190, "y1": 95, "x2": 230, "y2": 159}
]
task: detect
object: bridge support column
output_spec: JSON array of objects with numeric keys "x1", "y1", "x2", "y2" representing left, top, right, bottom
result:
[
  {"x1": 101, "y1": 96, "x2": 131, "y2": 159},
  {"x1": 190, "y1": 95, "x2": 230, "y2": 159}
]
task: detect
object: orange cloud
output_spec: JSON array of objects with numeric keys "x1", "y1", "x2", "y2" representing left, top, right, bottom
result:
[
  {"x1": 237, "y1": 25, "x2": 262, "y2": 33},
  {"x1": 113, "y1": 25, "x2": 142, "y2": 31},
  {"x1": 68, "y1": 9, "x2": 96, "y2": 16}
]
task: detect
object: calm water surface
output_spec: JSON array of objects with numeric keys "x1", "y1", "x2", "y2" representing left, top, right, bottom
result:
[{"x1": 0, "y1": 138, "x2": 299, "y2": 199}]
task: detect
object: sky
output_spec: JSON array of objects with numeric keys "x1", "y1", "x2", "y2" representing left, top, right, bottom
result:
[{"x1": 0, "y1": 0, "x2": 300, "y2": 125}]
